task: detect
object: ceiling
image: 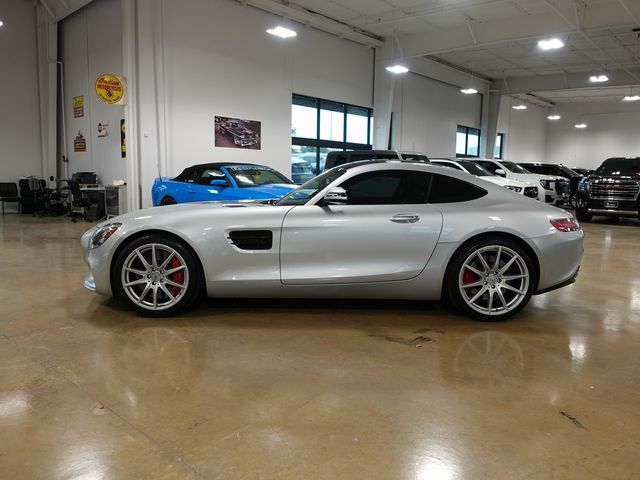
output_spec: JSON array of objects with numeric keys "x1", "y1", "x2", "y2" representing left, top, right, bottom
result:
[{"x1": 261, "y1": 0, "x2": 640, "y2": 100}]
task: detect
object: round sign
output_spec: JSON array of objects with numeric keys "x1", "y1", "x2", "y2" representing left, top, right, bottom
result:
[{"x1": 95, "y1": 74, "x2": 124, "y2": 104}]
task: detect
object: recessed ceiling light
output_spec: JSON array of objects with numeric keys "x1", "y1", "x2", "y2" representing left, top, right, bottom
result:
[
  {"x1": 589, "y1": 74, "x2": 608, "y2": 83},
  {"x1": 386, "y1": 64, "x2": 409, "y2": 74},
  {"x1": 0, "y1": 20, "x2": 4, "y2": 27},
  {"x1": 512, "y1": 105, "x2": 527, "y2": 110},
  {"x1": 575, "y1": 123, "x2": 587, "y2": 129},
  {"x1": 266, "y1": 26, "x2": 297, "y2": 39},
  {"x1": 460, "y1": 88, "x2": 478, "y2": 94},
  {"x1": 623, "y1": 95, "x2": 640, "y2": 102},
  {"x1": 538, "y1": 38, "x2": 564, "y2": 50},
  {"x1": 547, "y1": 114, "x2": 561, "y2": 120}
]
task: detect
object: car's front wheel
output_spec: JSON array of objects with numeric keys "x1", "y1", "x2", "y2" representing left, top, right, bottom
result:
[
  {"x1": 112, "y1": 235, "x2": 203, "y2": 316},
  {"x1": 446, "y1": 237, "x2": 536, "y2": 321}
]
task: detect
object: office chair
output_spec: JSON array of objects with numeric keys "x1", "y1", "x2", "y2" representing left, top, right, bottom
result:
[
  {"x1": 0, "y1": 182, "x2": 20, "y2": 215},
  {"x1": 68, "y1": 180, "x2": 96, "y2": 222}
]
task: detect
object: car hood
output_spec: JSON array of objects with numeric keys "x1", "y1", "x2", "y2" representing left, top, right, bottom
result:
[
  {"x1": 241, "y1": 183, "x2": 297, "y2": 197},
  {"x1": 481, "y1": 176, "x2": 527, "y2": 187},
  {"x1": 509, "y1": 173, "x2": 556, "y2": 185}
]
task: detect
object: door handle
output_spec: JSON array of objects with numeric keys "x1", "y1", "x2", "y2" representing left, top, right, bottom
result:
[{"x1": 390, "y1": 214, "x2": 420, "y2": 223}]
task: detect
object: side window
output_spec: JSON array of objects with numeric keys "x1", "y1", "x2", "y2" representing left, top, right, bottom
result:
[
  {"x1": 340, "y1": 171, "x2": 430, "y2": 205},
  {"x1": 428, "y1": 174, "x2": 487, "y2": 203},
  {"x1": 478, "y1": 161, "x2": 499, "y2": 174},
  {"x1": 183, "y1": 168, "x2": 204, "y2": 183},
  {"x1": 196, "y1": 169, "x2": 225, "y2": 185}
]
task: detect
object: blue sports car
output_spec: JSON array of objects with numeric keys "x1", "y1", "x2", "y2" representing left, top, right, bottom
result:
[{"x1": 152, "y1": 163, "x2": 297, "y2": 206}]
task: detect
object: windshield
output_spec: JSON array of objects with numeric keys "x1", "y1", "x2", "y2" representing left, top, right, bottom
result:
[
  {"x1": 277, "y1": 167, "x2": 348, "y2": 206},
  {"x1": 226, "y1": 165, "x2": 292, "y2": 187},
  {"x1": 458, "y1": 160, "x2": 492, "y2": 177},
  {"x1": 501, "y1": 161, "x2": 530, "y2": 174},
  {"x1": 555, "y1": 165, "x2": 580, "y2": 177},
  {"x1": 595, "y1": 158, "x2": 640, "y2": 176}
]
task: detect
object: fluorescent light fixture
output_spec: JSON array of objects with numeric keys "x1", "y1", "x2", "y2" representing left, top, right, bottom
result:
[
  {"x1": 386, "y1": 64, "x2": 409, "y2": 74},
  {"x1": 623, "y1": 95, "x2": 640, "y2": 102},
  {"x1": 589, "y1": 74, "x2": 608, "y2": 83},
  {"x1": 460, "y1": 88, "x2": 478, "y2": 94},
  {"x1": 266, "y1": 26, "x2": 297, "y2": 39},
  {"x1": 574, "y1": 123, "x2": 587, "y2": 129},
  {"x1": 547, "y1": 114, "x2": 561, "y2": 120},
  {"x1": 538, "y1": 38, "x2": 564, "y2": 50},
  {"x1": 512, "y1": 105, "x2": 527, "y2": 110}
]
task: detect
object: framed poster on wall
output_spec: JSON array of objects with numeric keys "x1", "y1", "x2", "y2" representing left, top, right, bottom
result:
[{"x1": 214, "y1": 116, "x2": 261, "y2": 150}]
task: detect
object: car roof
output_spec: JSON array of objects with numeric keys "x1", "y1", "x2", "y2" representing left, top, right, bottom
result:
[{"x1": 186, "y1": 162, "x2": 270, "y2": 170}]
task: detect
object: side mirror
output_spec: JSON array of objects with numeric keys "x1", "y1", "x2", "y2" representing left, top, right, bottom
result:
[
  {"x1": 495, "y1": 168, "x2": 506, "y2": 177},
  {"x1": 323, "y1": 187, "x2": 348, "y2": 205},
  {"x1": 210, "y1": 179, "x2": 228, "y2": 187}
]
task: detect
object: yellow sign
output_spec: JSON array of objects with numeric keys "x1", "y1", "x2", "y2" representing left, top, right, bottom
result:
[
  {"x1": 95, "y1": 74, "x2": 125, "y2": 105},
  {"x1": 73, "y1": 95, "x2": 84, "y2": 117}
]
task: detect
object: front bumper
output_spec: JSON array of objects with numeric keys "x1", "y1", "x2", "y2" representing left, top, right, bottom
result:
[{"x1": 587, "y1": 199, "x2": 639, "y2": 217}]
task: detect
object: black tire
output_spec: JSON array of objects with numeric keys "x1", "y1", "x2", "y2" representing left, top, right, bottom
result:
[
  {"x1": 445, "y1": 236, "x2": 537, "y2": 322},
  {"x1": 575, "y1": 206, "x2": 592, "y2": 222},
  {"x1": 160, "y1": 196, "x2": 177, "y2": 206},
  {"x1": 112, "y1": 235, "x2": 203, "y2": 317}
]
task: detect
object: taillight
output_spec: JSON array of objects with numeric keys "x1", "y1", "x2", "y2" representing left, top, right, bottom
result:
[{"x1": 550, "y1": 218, "x2": 581, "y2": 232}]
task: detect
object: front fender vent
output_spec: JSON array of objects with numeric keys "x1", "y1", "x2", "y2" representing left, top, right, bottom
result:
[{"x1": 228, "y1": 230, "x2": 273, "y2": 250}]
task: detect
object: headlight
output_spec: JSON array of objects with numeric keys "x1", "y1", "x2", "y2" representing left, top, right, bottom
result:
[
  {"x1": 90, "y1": 223, "x2": 122, "y2": 249},
  {"x1": 539, "y1": 179, "x2": 553, "y2": 190},
  {"x1": 505, "y1": 186, "x2": 522, "y2": 193},
  {"x1": 578, "y1": 179, "x2": 589, "y2": 192}
]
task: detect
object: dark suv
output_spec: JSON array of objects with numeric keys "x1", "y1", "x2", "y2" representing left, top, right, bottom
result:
[
  {"x1": 575, "y1": 157, "x2": 640, "y2": 221},
  {"x1": 518, "y1": 163, "x2": 582, "y2": 207}
]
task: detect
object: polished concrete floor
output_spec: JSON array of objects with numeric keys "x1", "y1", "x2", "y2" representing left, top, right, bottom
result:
[{"x1": 1, "y1": 214, "x2": 639, "y2": 479}]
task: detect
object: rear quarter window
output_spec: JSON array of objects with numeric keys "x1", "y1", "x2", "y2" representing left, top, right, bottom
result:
[{"x1": 428, "y1": 174, "x2": 487, "y2": 203}]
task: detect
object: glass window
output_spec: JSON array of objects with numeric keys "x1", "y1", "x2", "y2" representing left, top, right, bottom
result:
[
  {"x1": 346, "y1": 106, "x2": 369, "y2": 144},
  {"x1": 320, "y1": 101, "x2": 345, "y2": 141},
  {"x1": 456, "y1": 125, "x2": 481, "y2": 158},
  {"x1": 475, "y1": 160, "x2": 500, "y2": 174},
  {"x1": 292, "y1": 94, "x2": 372, "y2": 176},
  {"x1": 341, "y1": 171, "x2": 430, "y2": 205},
  {"x1": 428, "y1": 174, "x2": 487, "y2": 203},
  {"x1": 467, "y1": 129, "x2": 479, "y2": 156},
  {"x1": 494, "y1": 133, "x2": 504, "y2": 159},
  {"x1": 292, "y1": 104, "x2": 317, "y2": 139}
]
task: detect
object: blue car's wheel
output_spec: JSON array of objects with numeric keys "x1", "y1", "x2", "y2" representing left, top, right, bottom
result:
[{"x1": 160, "y1": 196, "x2": 177, "y2": 206}]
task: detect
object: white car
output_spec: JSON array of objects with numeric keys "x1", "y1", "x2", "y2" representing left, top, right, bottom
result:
[
  {"x1": 81, "y1": 161, "x2": 583, "y2": 321},
  {"x1": 430, "y1": 158, "x2": 538, "y2": 200},
  {"x1": 467, "y1": 158, "x2": 557, "y2": 204}
]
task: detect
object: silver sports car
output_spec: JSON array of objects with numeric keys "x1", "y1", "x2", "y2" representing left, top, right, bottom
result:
[{"x1": 81, "y1": 161, "x2": 584, "y2": 321}]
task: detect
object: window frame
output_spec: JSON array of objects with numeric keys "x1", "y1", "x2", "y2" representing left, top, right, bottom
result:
[
  {"x1": 292, "y1": 94, "x2": 373, "y2": 175},
  {"x1": 455, "y1": 125, "x2": 481, "y2": 158}
]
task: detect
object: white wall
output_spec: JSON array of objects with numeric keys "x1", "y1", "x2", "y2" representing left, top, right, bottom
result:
[
  {"x1": 0, "y1": 0, "x2": 43, "y2": 182},
  {"x1": 497, "y1": 96, "x2": 548, "y2": 163},
  {"x1": 390, "y1": 73, "x2": 482, "y2": 156},
  {"x1": 544, "y1": 102, "x2": 640, "y2": 169},
  {"x1": 133, "y1": 0, "x2": 373, "y2": 207},
  {"x1": 59, "y1": 0, "x2": 126, "y2": 185}
]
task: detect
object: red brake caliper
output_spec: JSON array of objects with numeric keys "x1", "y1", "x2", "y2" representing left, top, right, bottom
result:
[
  {"x1": 168, "y1": 257, "x2": 184, "y2": 296},
  {"x1": 463, "y1": 268, "x2": 477, "y2": 285}
]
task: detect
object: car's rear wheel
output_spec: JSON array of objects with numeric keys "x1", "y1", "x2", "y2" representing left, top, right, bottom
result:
[
  {"x1": 112, "y1": 235, "x2": 203, "y2": 316},
  {"x1": 446, "y1": 237, "x2": 536, "y2": 321},
  {"x1": 160, "y1": 196, "x2": 177, "y2": 206}
]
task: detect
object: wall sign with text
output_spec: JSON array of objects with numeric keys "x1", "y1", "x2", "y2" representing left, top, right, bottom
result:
[{"x1": 95, "y1": 74, "x2": 125, "y2": 105}]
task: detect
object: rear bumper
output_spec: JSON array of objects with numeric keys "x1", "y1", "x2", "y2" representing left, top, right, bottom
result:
[
  {"x1": 535, "y1": 266, "x2": 579, "y2": 295},
  {"x1": 531, "y1": 229, "x2": 584, "y2": 292}
]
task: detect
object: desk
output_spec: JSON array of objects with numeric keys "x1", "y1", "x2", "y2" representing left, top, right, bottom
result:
[{"x1": 80, "y1": 184, "x2": 127, "y2": 220}]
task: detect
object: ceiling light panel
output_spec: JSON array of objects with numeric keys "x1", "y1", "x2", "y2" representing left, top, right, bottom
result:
[
  {"x1": 538, "y1": 38, "x2": 564, "y2": 50},
  {"x1": 386, "y1": 65, "x2": 409, "y2": 74},
  {"x1": 266, "y1": 26, "x2": 297, "y2": 39}
]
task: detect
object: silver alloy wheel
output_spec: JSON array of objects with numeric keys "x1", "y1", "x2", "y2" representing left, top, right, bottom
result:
[
  {"x1": 458, "y1": 245, "x2": 530, "y2": 316},
  {"x1": 120, "y1": 243, "x2": 190, "y2": 311}
]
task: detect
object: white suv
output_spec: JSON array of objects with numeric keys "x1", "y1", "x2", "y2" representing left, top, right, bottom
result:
[
  {"x1": 467, "y1": 158, "x2": 557, "y2": 204},
  {"x1": 430, "y1": 158, "x2": 539, "y2": 200}
]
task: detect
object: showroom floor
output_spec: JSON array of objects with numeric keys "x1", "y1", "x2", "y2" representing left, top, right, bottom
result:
[{"x1": 0, "y1": 215, "x2": 639, "y2": 479}]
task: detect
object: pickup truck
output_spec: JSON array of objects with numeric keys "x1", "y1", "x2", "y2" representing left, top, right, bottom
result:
[{"x1": 575, "y1": 157, "x2": 640, "y2": 221}]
